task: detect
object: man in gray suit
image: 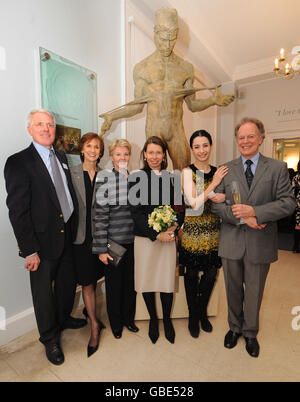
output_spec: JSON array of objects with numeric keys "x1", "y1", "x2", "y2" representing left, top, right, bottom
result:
[{"x1": 212, "y1": 117, "x2": 296, "y2": 357}]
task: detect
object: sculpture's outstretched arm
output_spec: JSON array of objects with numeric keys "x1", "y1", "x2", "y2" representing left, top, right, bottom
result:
[
  {"x1": 185, "y1": 85, "x2": 235, "y2": 113},
  {"x1": 100, "y1": 104, "x2": 144, "y2": 136},
  {"x1": 183, "y1": 63, "x2": 234, "y2": 113},
  {"x1": 100, "y1": 73, "x2": 146, "y2": 136}
]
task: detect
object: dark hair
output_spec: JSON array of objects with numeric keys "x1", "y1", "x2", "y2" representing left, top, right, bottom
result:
[
  {"x1": 189, "y1": 130, "x2": 212, "y2": 148},
  {"x1": 79, "y1": 133, "x2": 104, "y2": 162},
  {"x1": 297, "y1": 160, "x2": 300, "y2": 173},
  {"x1": 235, "y1": 117, "x2": 265, "y2": 137},
  {"x1": 141, "y1": 136, "x2": 168, "y2": 170}
]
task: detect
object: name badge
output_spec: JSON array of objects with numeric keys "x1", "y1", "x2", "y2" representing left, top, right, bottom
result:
[{"x1": 62, "y1": 163, "x2": 68, "y2": 170}]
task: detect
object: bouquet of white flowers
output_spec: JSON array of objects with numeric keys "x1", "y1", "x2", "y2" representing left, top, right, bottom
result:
[{"x1": 148, "y1": 205, "x2": 177, "y2": 233}]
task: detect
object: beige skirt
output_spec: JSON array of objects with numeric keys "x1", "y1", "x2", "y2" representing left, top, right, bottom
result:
[{"x1": 134, "y1": 236, "x2": 177, "y2": 293}]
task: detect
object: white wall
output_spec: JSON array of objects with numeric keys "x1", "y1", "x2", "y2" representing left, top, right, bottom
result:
[
  {"x1": 236, "y1": 78, "x2": 300, "y2": 158},
  {"x1": 0, "y1": 0, "x2": 123, "y2": 345}
]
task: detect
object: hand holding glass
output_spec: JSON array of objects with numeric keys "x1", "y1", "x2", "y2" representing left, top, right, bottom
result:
[{"x1": 231, "y1": 181, "x2": 244, "y2": 225}]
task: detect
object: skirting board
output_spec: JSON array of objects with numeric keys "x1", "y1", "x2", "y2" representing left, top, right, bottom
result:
[
  {"x1": 0, "y1": 307, "x2": 37, "y2": 347},
  {"x1": 0, "y1": 285, "x2": 85, "y2": 347}
]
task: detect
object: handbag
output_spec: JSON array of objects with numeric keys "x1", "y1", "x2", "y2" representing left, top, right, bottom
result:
[{"x1": 107, "y1": 239, "x2": 127, "y2": 267}]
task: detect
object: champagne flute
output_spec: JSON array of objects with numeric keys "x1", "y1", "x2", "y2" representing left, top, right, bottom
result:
[{"x1": 231, "y1": 181, "x2": 244, "y2": 225}]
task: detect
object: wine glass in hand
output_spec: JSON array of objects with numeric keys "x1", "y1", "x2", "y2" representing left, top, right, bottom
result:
[{"x1": 231, "y1": 181, "x2": 244, "y2": 225}]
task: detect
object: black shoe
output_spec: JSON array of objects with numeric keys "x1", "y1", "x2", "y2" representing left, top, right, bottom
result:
[
  {"x1": 200, "y1": 317, "x2": 213, "y2": 333},
  {"x1": 62, "y1": 316, "x2": 87, "y2": 330},
  {"x1": 87, "y1": 320, "x2": 106, "y2": 358},
  {"x1": 124, "y1": 323, "x2": 139, "y2": 333},
  {"x1": 188, "y1": 316, "x2": 200, "y2": 338},
  {"x1": 224, "y1": 330, "x2": 242, "y2": 349},
  {"x1": 45, "y1": 343, "x2": 64, "y2": 365},
  {"x1": 245, "y1": 337, "x2": 260, "y2": 358},
  {"x1": 163, "y1": 318, "x2": 175, "y2": 344},
  {"x1": 148, "y1": 318, "x2": 159, "y2": 344},
  {"x1": 112, "y1": 329, "x2": 123, "y2": 339}
]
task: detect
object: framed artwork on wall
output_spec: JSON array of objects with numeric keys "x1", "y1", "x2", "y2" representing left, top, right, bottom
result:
[
  {"x1": 55, "y1": 125, "x2": 81, "y2": 155},
  {"x1": 39, "y1": 47, "x2": 98, "y2": 165}
]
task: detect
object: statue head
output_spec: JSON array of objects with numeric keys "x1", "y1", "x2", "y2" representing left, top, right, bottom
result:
[{"x1": 154, "y1": 7, "x2": 178, "y2": 57}]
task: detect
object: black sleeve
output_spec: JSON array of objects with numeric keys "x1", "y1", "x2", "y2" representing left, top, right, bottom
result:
[
  {"x1": 129, "y1": 171, "x2": 158, "y2": 241},
  {"x1": 130, "y1": 204, "x2": 158, "y2": 241},
  {"x1": 4, "y1": 155, "x2": 40, "y2": 258}
]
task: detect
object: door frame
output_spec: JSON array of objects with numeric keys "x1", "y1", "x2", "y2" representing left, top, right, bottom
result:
[{"x1": 263, "y1": 129, "x2": 300, "y2": 158}]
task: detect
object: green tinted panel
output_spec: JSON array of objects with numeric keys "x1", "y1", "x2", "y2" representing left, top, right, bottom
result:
[{"x1": 39, "y1": 47, "x2": 98, "y2": 136}]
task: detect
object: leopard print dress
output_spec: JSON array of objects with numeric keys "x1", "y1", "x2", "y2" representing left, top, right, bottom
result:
[{"x1": 179, "y1": 164, "x2": 222, "y2": 271}]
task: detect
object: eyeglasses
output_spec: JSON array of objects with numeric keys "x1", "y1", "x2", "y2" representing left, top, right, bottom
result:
[{"x1": 33, "y1": 122, "x2": 56, "y2": 129}]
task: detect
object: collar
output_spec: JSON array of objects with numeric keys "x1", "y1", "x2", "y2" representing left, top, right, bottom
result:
[
  {"x1": 241, "y1": 152, "x2": 260, "y2": 166},
  {"x1": 32, "y1": 140, "x2": 54, "y2": 158}
]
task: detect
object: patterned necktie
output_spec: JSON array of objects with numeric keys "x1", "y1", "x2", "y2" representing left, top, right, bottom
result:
[
  {"x1": 49, "y1": 150, "x2": 72, "y2": 222},
  {"x1": 245, "y1": 159, "x2": 254, "y2": 188}
]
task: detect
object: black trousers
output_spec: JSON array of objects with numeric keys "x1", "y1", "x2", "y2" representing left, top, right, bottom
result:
[
  {"x1": 104, "y1": 243, "x2": 136, "y2": 331},
  {"x1": 29, "y1": 222, "x2": 76, "y2": 345}
]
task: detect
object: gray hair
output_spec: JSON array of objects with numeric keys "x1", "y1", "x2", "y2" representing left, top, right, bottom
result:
[
  {"x1": 235, "y1": 117, "x2": 265, "y2": 137},
  {"x1": 27, "y1": 108, "x2": 56, "y2": 127}
]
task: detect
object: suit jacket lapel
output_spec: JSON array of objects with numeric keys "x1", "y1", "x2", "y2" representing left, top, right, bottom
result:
[
  {"x1": 247, "y1": 154, "x2": 268, "y2": 197},
  {"x1": 72, "y1": 164, "x2": 86, "y2": 207}
]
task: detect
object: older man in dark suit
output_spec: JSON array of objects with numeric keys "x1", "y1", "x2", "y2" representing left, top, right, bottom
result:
[
  {"x1": 4, "y1": 109, "x2": 86, "y2": 365},
  {"x1": 212, "y1": 117, "x2": 296, "y2": 357}
]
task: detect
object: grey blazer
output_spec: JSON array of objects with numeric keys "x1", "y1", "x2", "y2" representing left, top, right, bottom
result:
[
  {"x1": 211, "y1": 154, "x2": 296, "y2": 264},
  {"x1": 70, "y1": 164, "x2": 98, "y2": 245}
]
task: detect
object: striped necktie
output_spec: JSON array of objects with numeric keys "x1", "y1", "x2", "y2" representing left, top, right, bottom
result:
[{"x1": 245, "y1": 159, "x2": 254, "y2": 188}]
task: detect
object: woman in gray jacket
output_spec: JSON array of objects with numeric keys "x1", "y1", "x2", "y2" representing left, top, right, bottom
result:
[
  {"x1": 70, "y1": 133, "x2": 105, "y2": 357},
  {"x1": 93, "y1": 139, "x2": 138, "y2": 339}
]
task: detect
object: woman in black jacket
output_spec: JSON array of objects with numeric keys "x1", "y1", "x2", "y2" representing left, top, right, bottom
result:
[{"x1": 130, "y1": 136, "x2": 184, "y2": 344}]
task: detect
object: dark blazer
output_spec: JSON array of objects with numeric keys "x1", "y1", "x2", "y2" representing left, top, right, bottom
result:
[
  {"x1": 4, "y1": 143, "x2": 78, "y2": 260},
  {"x1": 130, "y1": 167, "x2": 185, "y2": 241}
]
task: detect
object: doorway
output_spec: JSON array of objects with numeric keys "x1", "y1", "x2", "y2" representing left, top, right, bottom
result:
[
  {"x1": 273, "y1": 138, "x2": 300, "y2": 173},
  {"x1": 271, "y1": 137, "x2": 299, "y2": 250}
]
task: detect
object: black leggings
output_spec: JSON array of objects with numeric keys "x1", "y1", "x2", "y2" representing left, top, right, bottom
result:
[
  {"x1": 184, "y1": 266, "x2": 218, "y2": 317},
  {"x1": 142, "y1": 292, "x2": 173, "y2": 320}
]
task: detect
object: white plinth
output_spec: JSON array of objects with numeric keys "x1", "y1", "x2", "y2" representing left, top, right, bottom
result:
[{"x1": 135, "y1": 270, "x2": 220, "y2": 320}]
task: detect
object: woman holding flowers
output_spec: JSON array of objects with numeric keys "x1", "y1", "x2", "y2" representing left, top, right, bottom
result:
[
  {"x1": 180, "y1": 130, "x2": 228, "y2": 338},
  {"x1": 130, "y1": 136, "x2": 184, "y2": 344}
]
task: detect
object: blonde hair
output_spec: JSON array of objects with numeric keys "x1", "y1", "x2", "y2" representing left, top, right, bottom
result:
[{"x1": 109, "y1": 139, "x2": 131, "y2": 156}]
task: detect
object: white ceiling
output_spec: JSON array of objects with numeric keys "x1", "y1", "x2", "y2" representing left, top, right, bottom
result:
[{"x1": 134, "y1": 0, "x2": 300, "y2": 85}]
